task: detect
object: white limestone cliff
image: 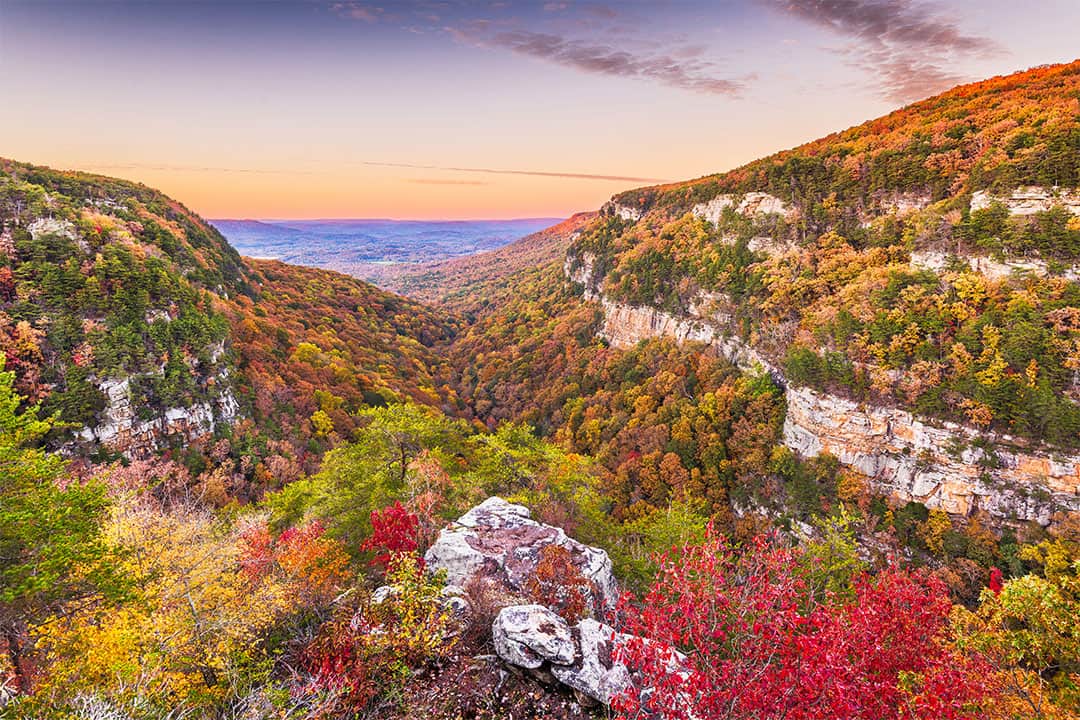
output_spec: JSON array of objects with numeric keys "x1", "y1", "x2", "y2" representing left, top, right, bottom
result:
[
  {"x1": 567, "y1": 254, "x2": 1080, "y2": 525},
  {"x1": 601, "y1": 200, "x2": 644, "y2": 222},
  {"x1": 970, "y1": 186, "x2": 1080, "y2": 216},
  {"x1": 911, "y1": 250, "x2": 1080, "y2": 281},
  {"x1": 74, "y1": 370, "x2": 240, "y2": 459},
  {"x1": 692, "y1": 192, "x2": 794, "y2": 225},
  {"x1": 783, "y1": 386, "x2": 1080, "y2": 524}
]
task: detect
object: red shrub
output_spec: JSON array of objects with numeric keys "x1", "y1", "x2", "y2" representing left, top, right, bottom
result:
[
  {"x1": 613, "y1": 529, "x2": 996, "y2": 720},
  {"x1": 361, "y1": 501, "x2": 420, "y2": 570}
]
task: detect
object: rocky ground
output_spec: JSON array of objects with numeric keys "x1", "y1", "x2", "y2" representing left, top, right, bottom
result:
[{"x1": 369, "y1": 497, "x2": 654, "y2": 719}]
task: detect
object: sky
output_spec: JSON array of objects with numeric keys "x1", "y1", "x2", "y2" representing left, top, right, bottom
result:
[{"x1": 1, "y1": 0, "x2": 1078, "y2": 220}]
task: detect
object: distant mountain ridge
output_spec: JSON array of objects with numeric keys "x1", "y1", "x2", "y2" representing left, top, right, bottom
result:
[
  {"x1": 211, "y1": 216, "x2": 562, "y2": 285},
  {"x1": 377, "y1": 212, "x2": 596, "y2": 307}
]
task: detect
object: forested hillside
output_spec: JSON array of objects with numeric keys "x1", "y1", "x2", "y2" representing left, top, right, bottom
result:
[
  {"x1": 569, "y1": 61, "x2": 1080, "y2": 446},
  {"x1": 377, "y1": 212, "x2": 596, "y2": 308},
  {"x1": 0, "y1": 160, "x2": 457, "y2": 498}
]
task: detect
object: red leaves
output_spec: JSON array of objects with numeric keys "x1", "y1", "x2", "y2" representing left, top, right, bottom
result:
[
  {"x1": 361, "y1": 501, "x2": 420, "y2": 570},
  {"x1": 988, "y1": 567, "x2": 1003, "y2": 595},
  {"x1": 238, "y1": 523, "x2": 274, "y2": 581},
  {"x1": 612, "y1": 529, "x2": 996, "y2": 720},
  {"x1": 300, "y1": 613, "x2": 382, "y2": 711},
  {"x1": 238, "y1": 519, "x2": 350, "y2": 604}
]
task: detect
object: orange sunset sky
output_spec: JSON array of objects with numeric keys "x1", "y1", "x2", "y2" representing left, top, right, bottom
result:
[{"x1": 2, "y1": 0, "x2": 1079, "y2": 220}]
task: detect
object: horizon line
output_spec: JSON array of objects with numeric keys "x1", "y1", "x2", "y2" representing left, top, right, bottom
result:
[{"x1": 209, "y1": 215, "x2": 570, "y2": 224}]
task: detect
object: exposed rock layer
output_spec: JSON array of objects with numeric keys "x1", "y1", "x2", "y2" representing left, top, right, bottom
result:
[
  {"x1": 72, "y1": 343, "x2": 240, "y2": 459},
  {"x1": 971, "y1": 187, "x2": 1080, "y2": 216},
  {"x1": 691, "y1": 192, "x2": 793, "y2": 223},
  {"x1": 569, "y1": 261, "x2": 1080, "y2": 525},
  {"x1": 911, "y1": 249, "x2": 1080, "y2": 282}
]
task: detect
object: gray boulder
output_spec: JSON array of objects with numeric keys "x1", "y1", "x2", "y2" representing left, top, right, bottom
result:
[
  {"x1": 550, "y1": 618, "x2": 633, "y2": 706},
  {"x1": 492, "y1": 604, "x2": 576, "y2": 669},
  {"x1": 424, "y1": 496, "x2": 618, "y2": 613}
]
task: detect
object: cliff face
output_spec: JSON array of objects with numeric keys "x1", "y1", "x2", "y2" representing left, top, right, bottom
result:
[
  {"x1": 910, "y1": 249, "x2": 1080, "y2": 282},
  {"x1": 73, "y1": 357, "x2": 240, "y2": 459},
  {"x1": 691, "y1": 191, "x2": 793, "y2": 223},
  {"x1": 600, "y1": 200, "x2": 643, "y2": 222},
  {"x1": 971, "y1": 187, "x2": 1080, "y2": 216},
  {"x1": 0, "y1": 158, "x2": 249, "y2": 459},
  {"x1": 908, "y1": 184, "x2": 1080, "y2": 281},
  {"x1": 569, "y1": 259, "x2": 1080, "y2": 526},
  {"x1": 783, "y1": 386, "x2": 1080, "y2": 525}
]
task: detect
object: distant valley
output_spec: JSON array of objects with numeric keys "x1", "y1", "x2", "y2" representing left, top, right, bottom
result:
[{"x1": 210, "y1": 217, "x2": 561, "y2": 286}]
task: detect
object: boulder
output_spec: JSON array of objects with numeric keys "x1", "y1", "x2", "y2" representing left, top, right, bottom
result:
[
  {"x1": 492, "y1": 604, "x2": 575, "y2": 669},
  {"x1": 550, "y1": 618, "x2": 633, "y2": 706},
  {"x1": 371, "y1": 584, "x2": 399, "y2": 604},
  {"x1": 440, "y1": 584, "x2": 471, "y2": 617},
  {"x1": 491, "y1": 606, "x2": 687, "y2": 711},
  {"x1": 424, "y1": 497, "x2": 618, "y2": 612},
  {"x1": 371, "y1": 583, "x2": 471, "y2": 617}
]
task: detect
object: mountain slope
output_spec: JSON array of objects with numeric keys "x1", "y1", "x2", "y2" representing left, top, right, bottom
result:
[
  {"x1": 443, "y1": 61, "x2": 1080, "y2": 531},
  {"x1": 555, "y1": 61, "x2": 1080, "y2": 525},
  {"x1": 379, "y1": 212, "x2": 596, "y2": 308},
  {"x1": 0, "y1": 160, "x2": 455, "y2": 486}
]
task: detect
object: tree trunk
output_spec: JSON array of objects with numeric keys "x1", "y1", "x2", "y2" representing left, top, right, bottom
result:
[{"x1": 2, "y1": 622, "x2": 27, "y2": 694}]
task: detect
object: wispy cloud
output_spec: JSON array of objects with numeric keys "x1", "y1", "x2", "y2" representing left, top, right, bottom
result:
[
  {"x1": 75, "y1": 162, "x2": 313, "y2": 175},
  {"x1": 68, "y1": 159, "x2": 659, "y2": 184},
  {"x1": 407, "y1": 178, "x2": 490, "y2": 186},
  {"x1": 763, "y1": 0, "x2": 1003, "y2": 103},
  {"x1": 477, "y1": 29, "x2": 746, "y2": 96},
  {"x1": 365, "y1": 160, "x2": 666, "y2": 183},
  {"x1": 329, "y1": 2, "x2": 384, "y2": 23},
  {"x1": 329, "y1": 1, "x2": 746, "y2": 97}
]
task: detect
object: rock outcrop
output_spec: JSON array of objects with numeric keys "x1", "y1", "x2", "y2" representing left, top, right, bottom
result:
[
  {"x1": 601, "y1": 200, "x2": 643, "y2": 222},
  {"x1": 564, "y1": 251, "x2": 599, "y2": 295},
  {"x1": 971, "y1": 186, "x2": 1080, "y2": 216},
  {"x1": 425, "y1": 498, "x2": 661, "y2": 710},
  {"x1": 550, "y1": 618, "x2": 636, "y2": 706},
  {"x1": 784, "y1": 386, "x2": 1080, "y2": 524},
  {"x1": 424, "y1": 497, "x2": 619, "y2": 612},
  {"x1": 72, "y1": 339, "x2": 241, "y2": 459},
  {"x1": 692, "y1": 192, "x2": 793, "y2": 224},
  {"x1": 597, "y1": 298, "x2": 779, "y2": 382},
  {"x1": 492, "y1": 606, "x2": 637, "y2": 707},
  {"x1": 28, "y1": 216, "x2": 77, "y2": 241},
  {"x1": 491, "y1": 605, "x2": 691, "y2": 709},
  {"x1": 568, "y1": 257, "x2": 1080, "y2": 526},
  {"x1": 493, "y1": 604, "x2": 577, "y2": 669},
  {"x1": 911, "y1": 249, "x2": 1080, "y2": 282},
  {"x1": 74, "y1": 373, "x2": 239, "y2": 459}
]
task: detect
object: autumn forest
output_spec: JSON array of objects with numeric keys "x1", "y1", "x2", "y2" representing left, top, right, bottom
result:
[{"x1": 1, "y1": 51, "x2": 1079, "y2": 720}]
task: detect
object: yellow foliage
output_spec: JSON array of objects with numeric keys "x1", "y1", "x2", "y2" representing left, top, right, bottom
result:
[
  {"x1": 33, "y1": 496, "x2": 351, "y2": 706},
  {"x1": 919, "y1": 510, "x2": 952, "y2": 555},
  {"x1": 311, "y1": 409, "x2": 335, "y2": 437},
  {"x1": 836, "y1": 471, "x2": 866, "y2": 504},
  {"x1": 953, "y1": 273, "x2": 988, "y2": 310},
  {"x1": 1025, "y1": 358, "x2": 1039, "y2": 388}
]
